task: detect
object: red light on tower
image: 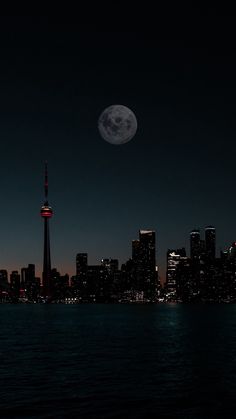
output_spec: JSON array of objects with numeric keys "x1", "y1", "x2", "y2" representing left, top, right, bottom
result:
[{"x1": 41, "y1": 205, "x2": 53, "y2": 218}]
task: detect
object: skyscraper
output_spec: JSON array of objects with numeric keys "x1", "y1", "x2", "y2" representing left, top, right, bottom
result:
[
  {"x1": 166, "y1": 248, "x2": 186, "y2": 298},
  {"x1": 138, "y1": 230, "x2": 157, "y2": 299},
  {"x1": 190, "y1": 229, "x2": 201, "y2": 260},
  {"x1": 40, "y1": 163, "x2": 53, "y2": 298},
  {"x1": 205, "y1": 226, "x2": 216, "y2": 262},
  {"x1": 76, "y1": 253, "x2": 88, "y2": 277}
]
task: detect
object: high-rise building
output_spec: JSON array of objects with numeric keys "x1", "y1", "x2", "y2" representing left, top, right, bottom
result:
[
  {"x1": 200, "y1": 239, "x2": 206, "y2": 260},
  {"x1": 26, "y1": 264, "x2": 35, "y2": 285},
  {"x1": 166, "y1": 248, "x2": 186, "y2": 298},
  {"x1": 40, "y1": 163, "x2": 53, "y2": 298},
  {"x1": 0, "y1": 270, "x2": 9, "y2": 300},
  {"x1": 228, "y1": 242, "x2": 236, "y2": 260},
  {"x1": 76, "y1": 253, "x2": 88, "y2": 277},
  {"x1": 21, "y1": 267, "x2": 27, "y2": 286},
  {"x1": 71, "y1": 253, "x2": 88, "y2": 298},
  {"x1": 205, "y1": 226, "x2": 216, "y2": 261},
  {"x1": 21, "y1": 265, "x2": 33, "y2": 286},
  {"x1": 190, "y1": 229, "x2": 201, "y2": 260},
  {"x1": 10, "y1": 271, "x2": 21, "y2": 299},
  {"x1": 138, "y1": 230, "x2": 157, "y2": 299},
  {"x1": 0, "y1": 270, "x2": 8, "y2": 283},
  {"x1": 51, "y1": 268, "x2": 69, "y2": 301},
  {"x1": 21, "y1": 264, "x2": 39, "y2": 300},
  {"x1": 100, "y1": 258, "x2": 119, "y2": 301}
]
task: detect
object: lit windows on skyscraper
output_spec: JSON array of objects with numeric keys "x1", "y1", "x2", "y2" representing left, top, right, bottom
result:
[
  {"x1": 166, "y1": 248, "x2": 186, "y2": 298},
  {"x1": 76, "y1": 253, "x2": 88, "y2": 277},
  {"x1": 190, "y1": 229, "x2": 201, "y2": 260}
]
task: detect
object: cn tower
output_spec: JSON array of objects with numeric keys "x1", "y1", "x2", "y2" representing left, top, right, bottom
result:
[{"x1": 40, "y1": 162, "x2": 53, "y2": 298}]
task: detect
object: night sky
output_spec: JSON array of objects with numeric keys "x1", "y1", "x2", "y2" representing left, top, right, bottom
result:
[{"x1": 1, "y1": 14, "x2": 236, "y2": 281}]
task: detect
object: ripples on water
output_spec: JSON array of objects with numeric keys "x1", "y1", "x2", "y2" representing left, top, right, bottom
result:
[{"x1": 1, "y1": 304, "x2": 236, "y2": 418}]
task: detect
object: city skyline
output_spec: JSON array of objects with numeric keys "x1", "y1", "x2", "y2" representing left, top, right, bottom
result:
[
  {"x1": 0, "y1": 206, "x2": 235, "y2": 284},
  {"x1": 2, "y1": 221, "x2": 236, "y2": 304},
  {"x1": 1, "y1": 16, "x2": 236, "y2": 281}
]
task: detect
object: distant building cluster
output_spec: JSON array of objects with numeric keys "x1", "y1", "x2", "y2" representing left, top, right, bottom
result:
[
  {"x1": 1, "y1": 225, "x2": 236, "y2": 303},
  {"x1": 1, "y1": 168, "x2": 235, "y2": 304},
  {"x1": 165, "y1": 226, "x2": 236, "y2": 303},
  {"x1": 0, "y1": 230, "x2": 159, "y2": 303},
  {"x1": 70, "y1": 230, "x2": 158, "y2": 303}
]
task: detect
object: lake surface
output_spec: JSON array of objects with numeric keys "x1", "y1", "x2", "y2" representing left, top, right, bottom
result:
[{"x1": 0, "y1": 304, "x2": 236, "y2": 418}]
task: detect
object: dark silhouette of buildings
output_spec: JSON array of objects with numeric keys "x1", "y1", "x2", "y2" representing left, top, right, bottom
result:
[
  {"x1": 70, "y1": 230, "x2": 157, "y2": 303},
  {"x1": 162, "y1": 225, "x2": 235, "y2": 303},
  {"x1": 3, "y1": 218, "x2": 236, "y2": 303},
  {"x1": 71, "y1": 256, "x2": 120, "y2": 303}
]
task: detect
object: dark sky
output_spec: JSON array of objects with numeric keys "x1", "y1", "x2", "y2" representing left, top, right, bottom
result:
[{"x1": 0, "y1": 14, "x2": 236, "y2": 281}]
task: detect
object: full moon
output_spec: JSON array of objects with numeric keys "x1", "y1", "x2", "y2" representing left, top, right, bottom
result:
[{"x1": 98, "y1": 105, "x2": 137, "y2": 145}]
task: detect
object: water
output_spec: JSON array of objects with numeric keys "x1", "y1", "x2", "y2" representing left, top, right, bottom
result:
[{"x1": 1, "y1": 304, "x2": 236, "y2": 418}]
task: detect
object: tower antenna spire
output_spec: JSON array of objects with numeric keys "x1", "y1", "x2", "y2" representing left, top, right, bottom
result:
[{"x1": 44, "y1": 161, "x2": 48, "y2": 202}]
